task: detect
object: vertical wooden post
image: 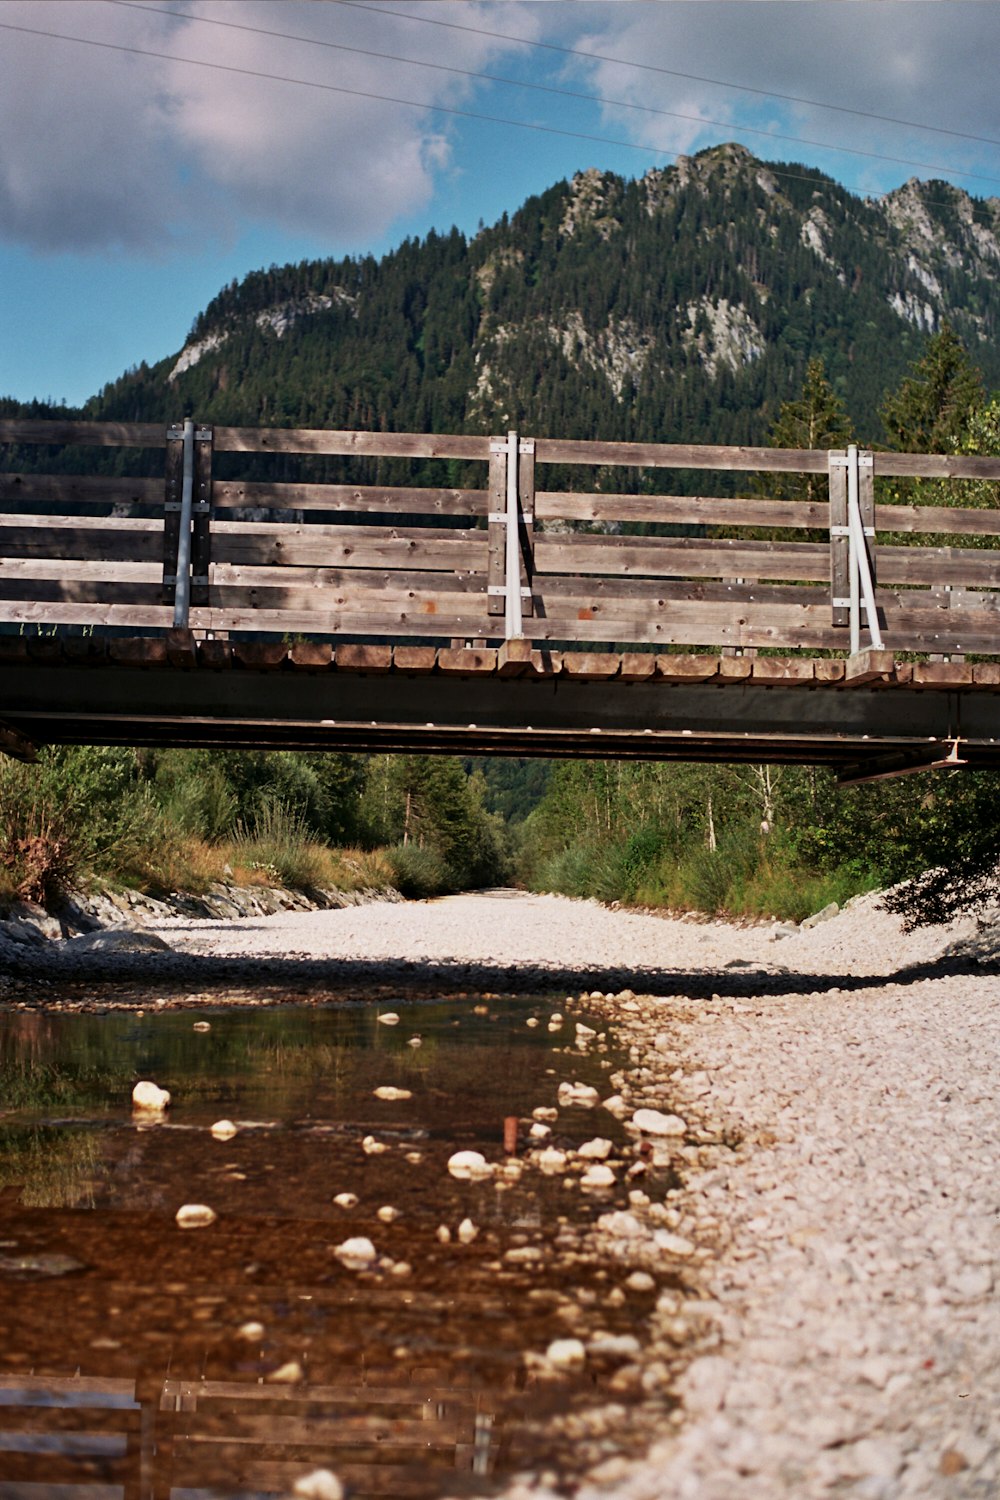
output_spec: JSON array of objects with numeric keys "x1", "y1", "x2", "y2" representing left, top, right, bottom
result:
[
  {"x1": 487, "y1": 437, "x2": 506, "y2": 619},
  {"x1": 190, "y1": 425, "x2": 213, "y2": 608},
  {"x1": 161, "y1": 424, "x2": 184, "y2": 606},
  {"x1": 858, "y1": 449, "x2": 876, "y2": 595},
  {"x1": 829, "y1": 449, "x2": 848, "y2": 627},
  {"x1": 518, "y1": 437, "x2": 535, "y2": 620}
]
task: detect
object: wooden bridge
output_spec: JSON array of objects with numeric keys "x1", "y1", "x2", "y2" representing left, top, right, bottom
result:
[{"x1": 2, "y1": 417, "x2": 1000, "y2": 781}]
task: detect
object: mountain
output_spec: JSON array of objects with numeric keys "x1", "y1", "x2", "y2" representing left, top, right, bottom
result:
[{"x1": 25, "y1": 145, "x2": 1000, "y2": 454}]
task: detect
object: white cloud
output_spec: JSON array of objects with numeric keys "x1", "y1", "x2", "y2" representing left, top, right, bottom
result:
[
  {"x1": 0, "y1": 0, "x2": 541, "y2": 254},
  {"x1": 559, "y1": 2, "x2": 1000, "y2": 198}
]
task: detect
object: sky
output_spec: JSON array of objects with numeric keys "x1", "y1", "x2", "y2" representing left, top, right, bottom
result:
[{"x1": 2, "y1": 0, "x2": 1000, "y2": 407}]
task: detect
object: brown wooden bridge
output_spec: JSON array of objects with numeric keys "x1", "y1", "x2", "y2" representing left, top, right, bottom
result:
[{"x1": 2, "y1": 417, "x2": 1000, "y2": 781}]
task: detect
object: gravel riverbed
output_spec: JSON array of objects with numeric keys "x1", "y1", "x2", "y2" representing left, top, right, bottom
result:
[{"x1": 4, "y1": 888, "x2": 999, "y2": 1497}]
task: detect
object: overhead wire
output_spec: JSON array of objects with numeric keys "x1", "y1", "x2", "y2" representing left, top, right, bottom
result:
[
  {"x1": 2, "y1": 12, "x2": 999, "y2": 204},
  {"x1": 328, "y1": 0, "x2": 1000, "y2": 152},
  {"x1": 103, "y1": 0, "x2": 1000, "y2": 186}
]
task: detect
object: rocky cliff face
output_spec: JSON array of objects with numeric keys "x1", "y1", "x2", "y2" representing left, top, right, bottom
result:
[{"x1": 93, "y1": 144, "x2": 1000, "y2": 447}]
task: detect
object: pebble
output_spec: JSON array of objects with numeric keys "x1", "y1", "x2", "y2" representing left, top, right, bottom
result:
[
  {"x1": 557, "y1": 1081, "x2": 600, "y2": 1107},
  {"x1": 376, "y1": 1206, "x2": 399, "y2": 1223},
  {"x1": 332, "y1": 1192, "x2": 358, "y2": 1209},
  {"x1": 546, "y1": 1338, "x2": 586, "y2": 1369},
  {"x1": 373, "y1": 1086, "x2": 412, "y2": 1101},
  {"x1": 536, "y1": 1147, "x2": 568, "y2": 1174},
  {"x1": 175, "y1": 1203, "x2": 216, "y2": 1229},
  {"x1": 132, "y1": 1080, "x2": 170, "y2": 1113},
  {"x1": 578, "y1": 1137, "x2": 613, "y2": 1159},
  {"x1": 267, "y1": 1361, "x2": 304, "y2": 1384},
  {"x1": 376, "y1": 1012, "x2": 399, "y2": 1025},
  {"x1": 192, "y1": 1020, "x2": 211, "y2": 1032},
  {"x1": 333, "y1": 1238, "x2": 377, "y2": 1271},
  {"x1": 630, "y1": 1107, "x2": 687, "y2": 1136},
  {"x1": 210, "y1": 1119, "x2": 237, "y2": 1141},
  {"x1": 457, "y1": 1218, "x2": 479, "y2": 1244},
  {"x1": 447, "y1": 1150, "x2": 493, "y2": 1181},
  {"x1": 236, "y1": 1321, "x2": 265, "y2": 1341},
  {"x1": 580, "y1": 1164, "x2": 616, "y2": 1190},
  {"x1": 292, "y1": 1471, "x2": 343, "y2": 1500},
  {"x1": 361, "y1": 1135, "x2": 386, "y2": 1155}
]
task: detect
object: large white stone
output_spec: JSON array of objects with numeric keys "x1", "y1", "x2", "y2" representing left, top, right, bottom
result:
[
  {"x1": 175, "y1": 1203, "x2": 216, "y2": 1229},
  {"x1": 334, "y1": 1237, "x2": 377, "y2": 1270},
  {"x1": 447, "y1": 1150, "x2": 493, "y2": 1181},
  {"x1": 132, "y1": 1080, "x2": 170, "y2": 1113},
  {"x1": 630, "y1": 1107, "x2": 687, "y2": 1136}
]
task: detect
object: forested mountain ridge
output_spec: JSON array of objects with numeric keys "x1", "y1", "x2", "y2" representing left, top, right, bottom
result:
[{"x1": 75, "y1": 143, "x2": 1000, "y2": 449}]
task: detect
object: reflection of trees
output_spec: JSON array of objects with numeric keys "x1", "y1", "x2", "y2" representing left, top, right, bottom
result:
[{"x1": 0, "y1": 1126, "x2": 101, "y2": 1209}]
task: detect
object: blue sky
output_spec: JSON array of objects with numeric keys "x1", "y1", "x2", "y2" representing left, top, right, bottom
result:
[{"x1": 3, "y1": 1, "x2": 1000, "y2": 407}]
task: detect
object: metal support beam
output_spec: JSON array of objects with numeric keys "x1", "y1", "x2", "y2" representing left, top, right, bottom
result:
[
  {"x1": 505, "y1": 429, "x2": 523, "y2": 640},
  {"x1": 172, "y1": 417, "x2": 195, "y2": 629}
]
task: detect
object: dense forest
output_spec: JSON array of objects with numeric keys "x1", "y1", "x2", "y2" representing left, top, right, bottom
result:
[{"x1": 4, "y1": 146, "x2": 1000, "y2": 923}]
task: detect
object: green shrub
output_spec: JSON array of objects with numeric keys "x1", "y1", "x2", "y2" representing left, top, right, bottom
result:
[
  {"x1": 230, "y1": 801, "x2": 328, "y2": 890},
  {"x1": 383, "y1": 842, "x2": 453, "y2": 899}
]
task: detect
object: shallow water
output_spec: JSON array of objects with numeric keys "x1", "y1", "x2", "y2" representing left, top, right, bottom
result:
[{"x1": 0, "y1": 995, "x2": 673, "y2": 1499}]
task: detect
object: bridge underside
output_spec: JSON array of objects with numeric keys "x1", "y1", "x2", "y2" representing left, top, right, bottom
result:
[{"x1": 2, "y1": 637, "x2": 1000, "y2": 782}]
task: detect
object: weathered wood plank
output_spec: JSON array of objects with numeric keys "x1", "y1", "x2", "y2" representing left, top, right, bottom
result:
[
  {"x1": 559, "y1": 652, "x2": 621, "y2": 680},
  {"x1": 288, "y1": 641, "x2": 332, "y2": 669},
  {"x1": 972, "y1": 662, "x2": 1000, "y2": 687},
  {"x1": 199, "y1": 638, "x2": 234, "y2": 670},
  {"x1": 0, "y1": 419, "x2": 166, "y2": 447},
  {"x1": 212, "y1": 523, "x2": 484, "y2": 571},
  {"x1": 232, "y1": 641, "x2": 289, "y2": 670},
  {"x1": 212, "y1": 481, "x2": 488, "y2": 515},
  {"x1": 618, "y1": 652, "x2": 657, "y2": 682},
  {"x1": 109, "y1": 638, "x2": 168, "y2": 667},
  {"x1": 912, "y1": 662, "x2": 974, "y2": 687},
  {"x1": 829, "y1": 451, "x2": 848, "y2": 628},
  {"x1": 750, "y1": 658, "x2": 816, "y2": 684},
  {"x1": 166, "y1": 628, "x2": 197, "y2": 670},
  {"x1": 487, "y1": 440, "x2": 506, "y2": 618},
  {"x1": 656, "y1": 655, "x2": 719, "y2": 682},
  {"x1": 535, "y1": 534, "x2": 831, "y2": 582},
  {"x1": 213, "y1": 427, "x2": 491, "y2": 460},
  {"x1": 334, "y1": 644, "x2": 393, "y2": 673},
  {"x1": 437, "y1": 647, "x2": 498, "y2": 674},
  {"x1": 190, "y1": 427, "x2": 213, "y2": 607},
  {"x1": 718, "y1": 656, "x2": 752, "y2": 680},
  {"x1": 874, "y1": 502, "x2": 1000, "y2": 537},
  {"x1": 844, "y1": 649, "x2": 896, "y2": 685},
  {"x1": 393, "y1": 646, "x2": 439, "y2": 674},
  {"x1": 537, "y1": 492, "x2": 829, "y2": 529},
  {"x1": 0, "y1": 472, "x2": 162, "y2": 507},
  {"x1": 533, "y1": 439, "x2": 831, "y2": 472},
  {"x1": 519, "y1": 437, "x2": 535, "y2": 619},
  {"x1": 497, "y1": 639, "x2": 532, "y2": 677}
]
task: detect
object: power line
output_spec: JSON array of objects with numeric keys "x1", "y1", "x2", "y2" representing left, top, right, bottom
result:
[
  {"x1": 5, "y1": 15, "x2": 1000, "y2": 200},
  {"x1": 330, "y1": 0, "x2": 1000, "y2": 154},
  {"x1": 104, "y1": 0, "x2": 1000, "y2": 185}
]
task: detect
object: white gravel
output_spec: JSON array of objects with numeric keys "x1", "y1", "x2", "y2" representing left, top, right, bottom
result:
[
  {"x1": 139, "y1": 887, "x2": 1000, "y2": 1498},
  {"x1": 145, "y1": 886, "x2": 975, "y2": 978}
]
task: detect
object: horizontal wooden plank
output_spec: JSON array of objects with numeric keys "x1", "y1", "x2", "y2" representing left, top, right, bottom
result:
[
  {"x1": 0, "y1": 472, "x2": 162, "y2": 507},
  {"x1": 533, "y1": 438, "x2": 831, "y2": 472},
  {"x1": 875, "y1": 502, "x2": 1000, "y2": 538},
  {"x1": 873, "y1": 453, "x2": 1000, "y2": 480},
  {"x1": 210, "y1": 563, "x2": 484, "y2": 594},
  {"x1": 437, "y1": 646, "x2": 497, "y2": 674},
  {"x1": 537, "y1": 492, "x2": 827, "y2": 528},
  {"x1": 0, "y1": 418, "x2": 166, "y2": 447},
  {"x1": 535, "y1": 534, "x2": 830, "y2": 582},
  {"x1": 214, "y1": 426, "x2": 491, "y2": 460},
  {"x1": 211, "y1": 522, "x2": 484, "y2": 572},
  {"x1": 392, "y1": 646, "x2": 439, "y2": 673},
  {"x1": 212, "y1": 481, "x2": 487, "y2": 515}
]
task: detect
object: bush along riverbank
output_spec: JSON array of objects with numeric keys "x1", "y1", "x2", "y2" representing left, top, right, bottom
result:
[{"x1": 0, "y1": 745, "x2": 512, "y2": 914}]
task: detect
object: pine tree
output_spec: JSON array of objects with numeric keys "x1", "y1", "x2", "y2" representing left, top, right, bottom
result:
[
  {"x1": 759, "y1": 357, "x2": 852, "y2": 503},
  {"x1": 880, "y1": 323, "x2": 983, "y2": 454}
]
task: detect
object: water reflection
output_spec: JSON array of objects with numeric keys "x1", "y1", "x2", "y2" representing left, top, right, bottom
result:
[{"x1": 0, "y1": 998, "x2": 669, "y2": 1498}]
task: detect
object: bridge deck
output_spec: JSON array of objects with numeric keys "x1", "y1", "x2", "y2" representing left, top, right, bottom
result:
[
  {"x1": 3, "y1": 418, "x2": 1000, "y2": 775},
  {"x1": 1, "y1": 636, "x2": 997, "y2": 781}
]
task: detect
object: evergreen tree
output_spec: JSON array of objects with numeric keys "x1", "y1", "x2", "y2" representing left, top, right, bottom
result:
[
  {"x1": 880, "y1": 323, "x2": 983, "y2": 454},
  {"x1": 759, "y1": 356, "x2": 853, "y2": 503}
]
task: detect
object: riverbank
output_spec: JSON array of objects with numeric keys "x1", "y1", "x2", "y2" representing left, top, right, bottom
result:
[{"x1": 1, "y1": 889, "x2": 998, "y2": 1496}]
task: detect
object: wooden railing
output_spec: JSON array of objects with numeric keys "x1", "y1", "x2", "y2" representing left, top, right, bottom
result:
[{"x1": 3, "y1": 418, "x2": 1000, "y2": 656}]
